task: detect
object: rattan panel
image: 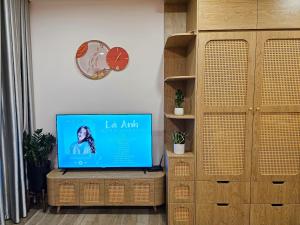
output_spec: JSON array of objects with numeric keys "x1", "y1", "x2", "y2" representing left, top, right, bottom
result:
[
  {"x1": 133, "y1": 184, "x2": 150, "y2": 203},
  {"x1": 175, "y1": 185, "x2": 190, "y2": 200},
  {"x1": 204, "y1": 40, "x2": 249, "y2": 106},
  {"x1": 174, "y1": 161, "x2": 191, "y2": 177},
  {"x1": 83, "y1": 183, "x2": 100, "y2": 203},
  {"x1": 259, "y1": 113, "x2": 300, "y2": 175},
  {"x1": 175, "y1": 207, "x2": 190, "y2": 222},
  {"x1": 108, "y1": 184, "x2": 125, "y2": 203},
  {"x1": 262, "y1": 39, "x2": 300, "y2": 106},
  {"x1": 203, "y1": 114, "x2": 246, "y2": 175},
  {"x1": 59, "y1": 184, "x2": 76, "y2": 203}
]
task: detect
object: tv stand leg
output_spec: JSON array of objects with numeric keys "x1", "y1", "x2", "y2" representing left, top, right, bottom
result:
[{"x1": 56, "y1": 206, "x2": 61, "y2": 213}]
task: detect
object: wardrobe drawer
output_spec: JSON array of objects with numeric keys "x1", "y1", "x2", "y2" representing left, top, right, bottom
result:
[
  {"x1": 197, "y1": 203, "x2": 250, "y2": 225},
  {"x1": 196, "y1": 181, "x2": 250, "y2": 204},
  {"x1": 130, "y1": 179, "x2": 154, "y2": 205},
  {"x1": 251, "y1": 204, "x2": 300, "y2": 225},
  {"x1": 168, "y1": 203, "x2": 194, "y2": 225},
  {"x1": 169, "y1": 181, "x2": 194, "y2": 203},
  {"x1": 252, "y1": 181, "x2": 300, "y2": 204},
  {"x1": 56, "y1": 179, "x2": 80, "y2": 205},
  {"x1": 104, "y1": 179, "x2": 130, "y2": 205},
  {"x1": 168, "y1": 158, "x2": 194, "y2": 180},
  {"x1": 80, "y1": 179, "x2": 104, "y2": 205}
]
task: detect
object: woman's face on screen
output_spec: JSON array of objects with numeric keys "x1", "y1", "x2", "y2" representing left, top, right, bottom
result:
[{"x1": 78, "y1": 128, "x2": 87, "y2": 142}]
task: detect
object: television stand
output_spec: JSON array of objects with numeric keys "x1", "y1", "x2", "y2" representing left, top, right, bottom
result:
[{"x1": 47, "y1": 169, "x2": 165, "y2": 212}]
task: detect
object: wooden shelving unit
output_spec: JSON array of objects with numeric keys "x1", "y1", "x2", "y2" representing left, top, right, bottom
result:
[
  {"x1": 164, "y1": 0, "x2": 189, "y2": 4},
  {"x1": 165, "y1": 113, "x2": 195, "y2": 120},
  {"x1": 164, "y1": 0, "x2": 197, "y2": 40},
  {"x1": 166, "y1": 150, "x2": 194, "y2": 158},
  {"x1": 164, "y1": 1, "x2": 300, "y2": 225},
  {"x1": 164, "y1": 2, "x2": 197, "y2": 225},
  {"x1": 165, "y1": 33, "x2": 196, "y2": 48},
  {"x1": 164, "y1": 75, "x2": 195, "y2": 82}
]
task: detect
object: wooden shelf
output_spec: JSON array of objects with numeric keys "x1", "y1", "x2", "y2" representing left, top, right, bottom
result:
[
  {"x1": 165, "y1": 0, "x2": 189, "y2": 4},
  {"x1": 165, "y1": 33, "x2": 196, "y2": 49},
  {"x1": 165, "y1": 113, "x2": 195, "y2": 119},
  {"x1": 164, "y1": 75, "x2": 196, "y2": 82},
  {"x1": 166, "y1": 150, "x2": 194, "y2": 158}
]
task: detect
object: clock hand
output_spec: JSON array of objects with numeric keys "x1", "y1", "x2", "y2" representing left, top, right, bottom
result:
[{"x1": 114, "y1": 53, "x2": 122, "y2": 63}]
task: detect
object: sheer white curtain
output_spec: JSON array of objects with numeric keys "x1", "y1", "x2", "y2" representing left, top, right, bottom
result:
[{"x1": 0, "y1": 0, "x2": 34, "y2": 223}]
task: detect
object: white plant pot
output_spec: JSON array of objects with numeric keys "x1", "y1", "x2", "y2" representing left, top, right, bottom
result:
[
  {"x1": 174, "y1": 108, "x2": 184, "y2": 116},
  {"x1": 174, "y1": 144, "x2": 185, "y2": 155}
]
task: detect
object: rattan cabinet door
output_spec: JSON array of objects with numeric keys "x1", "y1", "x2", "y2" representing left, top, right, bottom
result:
[
  {"x1": 197, "y1": 32, "x2": 256, "y2": 181},
  {"x1": 80, "y1": 180, "x2": 104, "y2": 205},
  {"x1": 130, "y1": 179, "x2": 154, "y2": 205},
  {"x1": 56, "y1": 180, "x2": 80, "y2": 205},
  {"x1": 253, "y1": 31, "x2": 300, "y2": 182},
  {"x1": 104, "y1": 179, "x2": 129, "y2": 205}
]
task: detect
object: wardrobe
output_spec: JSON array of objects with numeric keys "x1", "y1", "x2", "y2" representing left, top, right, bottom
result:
[{"x1": 164, "y1": 1, "x2": 300, "y2": 225}]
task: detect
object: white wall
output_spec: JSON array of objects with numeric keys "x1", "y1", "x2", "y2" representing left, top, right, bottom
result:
[{"x1": 30, "y1": 0, "x2": 164, "y2": 166}]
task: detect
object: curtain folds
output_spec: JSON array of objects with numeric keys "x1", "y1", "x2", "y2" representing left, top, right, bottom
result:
[{"x1": 0, "y1": 0, "x2": 34, "y2": 223}]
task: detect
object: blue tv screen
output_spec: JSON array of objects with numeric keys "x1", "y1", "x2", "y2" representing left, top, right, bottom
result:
[{"x1": 56, "y1": 114, "x2": 152, "y2": 169}]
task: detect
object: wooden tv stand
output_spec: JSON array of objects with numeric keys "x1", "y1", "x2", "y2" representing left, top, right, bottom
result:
[{"x1": 47, "y1": 169, "x2": 165, "y2": 212}]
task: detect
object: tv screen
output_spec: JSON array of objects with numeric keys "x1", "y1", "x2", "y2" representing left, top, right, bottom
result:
[{"x1": 56, "y1": 114, "x2": 152, "y2": 169}]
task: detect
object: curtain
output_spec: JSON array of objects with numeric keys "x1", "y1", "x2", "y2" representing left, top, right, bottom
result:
[{"x1": 0, "y1": 0, "x2": 34, "y2": 223}]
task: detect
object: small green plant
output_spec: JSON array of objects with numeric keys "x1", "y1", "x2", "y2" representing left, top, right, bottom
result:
[
  {"x1": 175, "y1": 89, "x2": 184, "y2": 108},
  {"x1": 23, "y1": 129, "x2": 56, "y2": 166},
  {"x1": 172, "y1": 131, "x2": 186, "y2": 144}
]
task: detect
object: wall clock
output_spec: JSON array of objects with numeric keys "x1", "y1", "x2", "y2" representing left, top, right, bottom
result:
[
  {"x1": 76, "y1": 40, "x2": 111, "y2": 80},
  {"x1": 106, "y1": 47, "x2": 129, "y2": 71}
]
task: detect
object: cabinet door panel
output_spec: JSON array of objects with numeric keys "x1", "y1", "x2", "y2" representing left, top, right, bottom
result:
[
  {"x1": 253, "y1": 31, "x2": 300, "y2": 182},
  {"x1": 198, "y1": 0, "x2": 257, "y2": 30},
  {"x1": 197, "y1": 204, "x2": 250, "y2": 225},
  {"x1": 56, "y1": 180, "x2": 80, "y2": 205},
  {"x1": 251, "y1": 204, "x2": 300, "y2": 225},
  {"x1": 80, "y1": 180, "x2": 104, "y2": 205},
  {"x1": 258, "y1": 0, "x2": 300, "y2": 29},
  {"x1": 197, "y1": 32, "x2": 256, "y2": 181}
]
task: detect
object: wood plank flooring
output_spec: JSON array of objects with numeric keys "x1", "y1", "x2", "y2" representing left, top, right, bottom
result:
[{"x1": 6, "y1": 206, "x2": 166, "y2": 225}]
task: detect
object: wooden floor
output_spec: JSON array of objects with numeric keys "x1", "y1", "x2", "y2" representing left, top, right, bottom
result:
[{"x1": 6, "y1": 206, "x2": 166, "y2": 225}]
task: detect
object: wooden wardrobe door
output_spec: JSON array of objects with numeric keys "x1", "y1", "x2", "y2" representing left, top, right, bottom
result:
[
  {"x1": 197, "y1": 32, "x2": 256, "y2": 181},
  {"x1": 253, "y1": 31, "x2": 300, "y2": 182}
]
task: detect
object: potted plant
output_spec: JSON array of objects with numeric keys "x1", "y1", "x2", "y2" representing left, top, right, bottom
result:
[
  {"x1": 23, "y1": 129, "x2": 56, "y2": 193},
  {"x1": 172, "y1": 131, "x2": 186, "y2": 154},
  {"x1": 174, "y1": 89, "x2": 184, "y2": 116}
]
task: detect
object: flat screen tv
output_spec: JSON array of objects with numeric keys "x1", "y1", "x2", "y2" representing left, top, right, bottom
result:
[{"x1": 56, "y1": 114, "x2": 152, "y2": 169}]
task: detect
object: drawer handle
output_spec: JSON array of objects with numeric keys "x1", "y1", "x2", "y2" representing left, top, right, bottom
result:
[
  {"x1": 272, "y1": 181, "x2": 285, "y2": 184},
  {"x1": 217, "y1": 203, "x2": 229, "y2": 206},
  {"x1": 271, "y1": 204, "x2": 283, "y2": 207},
  {"x1": 217, "y1": 181, "x2": 230, "y2": 184}
]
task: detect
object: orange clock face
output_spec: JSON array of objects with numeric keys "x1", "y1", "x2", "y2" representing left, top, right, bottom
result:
[{"x1": 106, "y1": 47, "x2": 129, "y2": 71}]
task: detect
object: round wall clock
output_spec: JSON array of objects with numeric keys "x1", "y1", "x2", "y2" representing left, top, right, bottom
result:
[
  {"x1": 106, "y1": 47, "x2": 129, "y2": 71},
  {"x1": 76, "y1": 40, "x2": 111, "y2": 80}
]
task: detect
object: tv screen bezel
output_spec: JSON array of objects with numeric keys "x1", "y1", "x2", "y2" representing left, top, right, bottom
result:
[{"x1": 56, "y1": 113, "x2": 153, "y2": 170}]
